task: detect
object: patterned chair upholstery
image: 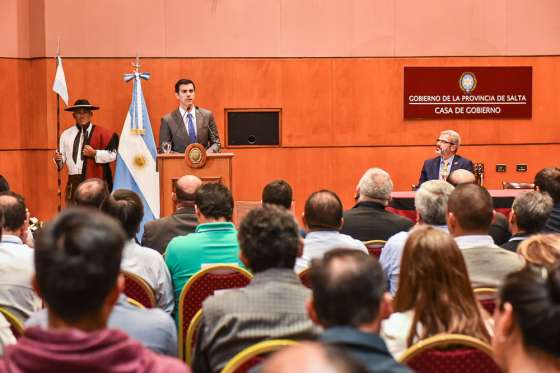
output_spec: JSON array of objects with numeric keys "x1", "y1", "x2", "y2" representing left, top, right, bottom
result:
[
  {"x1": 221, "y1": 339, "x2": 298, "y2": 373},
  {"x1": 0, "y1": 307, "x2": 24, "y2": 339},
  {"x1": 123, "y1": 271, "x2": 156, "y2": 308},
  {"x1": 399, "y1": 333, "x2": 501, "y2": 373},
  {"x1": 474, "y1": 287, "x2": 498, "y2": 315},
  {"x1": 178, "y1": 264, "x2": 253, "y2": 361},
  {"x1": 298, "y1": 267, "x2": 312, "y2": 289},
  {"x1": 363, "y1": 240, "x2": 386, "y2": 258}
]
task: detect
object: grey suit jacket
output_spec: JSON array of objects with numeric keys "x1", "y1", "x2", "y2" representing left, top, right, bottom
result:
[
  {"x1": 159, "y1": 107, "x2": 220, "y2": 153},
  {"x1": 461, "y1": 245, "x2": 524, "y2": 288},
  {"x1": 141, "y1": 206, "x2": 198, "y2": 255}
]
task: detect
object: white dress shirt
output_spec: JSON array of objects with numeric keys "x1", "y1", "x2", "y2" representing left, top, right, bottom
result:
[
  {"x1": 179, "y1": 106, "x2": 197, "y2": 139},
  {"x1": 58, "y1": 123, "x2": 116, "y2": 175},
  {"x1": 121, "y1": 239, "x2": 175, "y2": 314}
]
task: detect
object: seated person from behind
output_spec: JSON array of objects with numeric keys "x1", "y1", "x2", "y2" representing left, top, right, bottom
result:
[
  {"x1": 102, "y1": 190, "x2": 174, "y2": 314},
  {"x1": 142, "y1": 175, "x2": 202, "y2": 254},
  {"x1": 0, "y1": 208, "x2": 188, "y2": 372},
  {"x1": 418, "y1": 129, "x2": 473, "y2": 185},
  {"x1": 295, "y1": 190, "x2": 367, "y2": 273},
  {"x1": 534, "y1": 167, "x2": 560, "y2": 233},
  {"x1": 0, "y1": 192, "x2": 42, "y2": 321},
  {"x1": 71, "y1": 178, "x2": 109, "y2": 208},
  {"x1": 515, "y1": 234, "x2": 560, "y2": 269},
  {"x1": 341, "y1": 168, "x2": 414, "y2": 241},
  {"x1": 502, "y1": 191, "x2": 553, "y2": 252},
  {"x1": 308, "y1": 249, "x2": 411, "y2": 372},
  {"x1": 493, "y1": 266, "x2": 560, "y2": 373},
  {"x1": 192, "y1": 205, "x2": 318, "y2": 373},
  {"x1": 165, "y1": 183, "x2": 243, "y2": 305},
  {"x1": 0, "y1": 208, "x2": 16, "y2": 356},
  {"x1": 447, "y1": 184, "x2": 524, "y2": 288},
  {"x1": 381, "y1": 226, "x2": 492, "y2": 358}
]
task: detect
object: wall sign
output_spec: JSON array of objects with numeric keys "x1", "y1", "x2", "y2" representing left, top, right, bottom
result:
[{"x1": 403, "y1": 66, "x2": 532, "y2": 119}]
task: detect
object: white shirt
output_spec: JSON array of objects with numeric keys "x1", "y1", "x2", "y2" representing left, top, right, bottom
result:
[
  {"x1": 58, "y1": 123, "x2": 116, "y2": 175},
  {"x1": 0, "y1": 235, "x2": 42, "y2": 320},
  {"x1": 121, "y1": 239, "x2": 175, "y2": 314},
  {"x1": 295, "y1": 231, "x2": 368, "y2": 273},
  {"x1": 455, "y1": 235, "x2": 495, "y2": 250},
  {"x1": 179, "y1": 106, "x2": 197, "y2": 139},
  {"x1": 0, "y1": 313, "x2": 16, "y2": 356}
]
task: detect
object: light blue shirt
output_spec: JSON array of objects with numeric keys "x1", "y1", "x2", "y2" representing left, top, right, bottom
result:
[{"x1": 379, "y1": 225, "x2": 448, "y2": 295}]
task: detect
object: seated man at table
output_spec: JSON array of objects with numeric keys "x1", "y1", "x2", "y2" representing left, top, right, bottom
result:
[
  {"x1": 418, "y1": 129, "x2": 473, "y2": 185},
  {"x1": 341, "y1": 168, "x2": 413, "y2": 241}
]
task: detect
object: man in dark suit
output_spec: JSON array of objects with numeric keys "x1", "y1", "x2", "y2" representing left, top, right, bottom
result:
[
  {"x1": 418, "y1": 129, "x2": 473, "y2": 185},
  {"x1": 341, "y1": 168, "x2": 414, "y2": 242},
  {"x1": 159, "y1": 79, "x2": 220, "y2": 153},
  {"x1": 141, "y1": 175, "x2": 201, "y2": 254}
]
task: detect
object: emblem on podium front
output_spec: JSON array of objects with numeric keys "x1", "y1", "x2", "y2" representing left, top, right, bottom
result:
[
  {"x1": 459, "y1": 72, "x2": 477, "y2": 94},
  {"x1": 185, "y1": 143, "x2": 207, "y2": 169}
]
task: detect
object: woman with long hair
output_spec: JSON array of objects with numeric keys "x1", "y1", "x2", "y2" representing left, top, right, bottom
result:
[
  {"x1": 381, "y1": 225, "x2": 491, "y2": 358},
  {"x1": 493, "y1": 265, "x2": 560, "y2": 372}
]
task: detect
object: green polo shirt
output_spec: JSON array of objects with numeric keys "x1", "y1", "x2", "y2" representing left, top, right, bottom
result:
[{"x1": 165, "y1": 222, "x2": 244, "y2": 302}]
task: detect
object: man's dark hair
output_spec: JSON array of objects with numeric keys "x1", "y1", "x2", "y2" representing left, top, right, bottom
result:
[
  {"x1": 238, "y1": 205, "x2": 300, "y2": 273},
  {"x1": 447, "y1": 184, "x2": 493, "y2": 231},
  {"x1": 101, "y1": 189, "x2": 144, "y2": 239},
  {"x1": 174, "y1": 78, "x2": 196, "y2": 93},
  {"x1": 73, "y1": 178, "x2": 109, "y2": 208},
  {"x1": 262, "y1": 179, "x2": 293, "y2": 209},
  {"x1": 310, "y1": 249, "x2": 385, "y2": 327},
  {"x1": 34, "y1": 208, "x2": 126, "y2": 322},
  {"x1": 195, "y1": 183, "x2": 234, "y2": 221},
  {"x1": 0, "y1": 191, "x2": 26, "y2": 231},
  {"x1": 0, "y1": 175, "x2": 10, "y2": 192},
  {"x1": 304, "y1": 190, "x2": 343, "y2": 230},
  {"x1": 535, "y1": 167, "x2": 560, "y2": 204}
]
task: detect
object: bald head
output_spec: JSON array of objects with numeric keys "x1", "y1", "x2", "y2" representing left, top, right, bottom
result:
[
  {"x1": 0, "y1": 191, "x2": 27, "y2": 234},
  {"x1": 73, "y1": 178, "x2": 109, "y2": 209},
  {"x1": 304, "y1": 190, "x2": 343, "y2": 231},
  {"x1": 448, "y1": 169, "x2": 476, "y2": 186},
  {"x1": 174, "y1": 175, "x2": 202, "y2": 203},
  {"x1": 263, "y1": 342, "x2": 367, "y2": 373}
]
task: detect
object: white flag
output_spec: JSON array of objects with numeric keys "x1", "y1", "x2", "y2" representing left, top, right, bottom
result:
[{"x1": 52, "y1": 56, "x2": 69, "y2": 106}]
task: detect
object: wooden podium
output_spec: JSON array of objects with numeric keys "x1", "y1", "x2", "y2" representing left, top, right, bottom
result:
[{"x1": 157, "y1": 153, "x2": 234, "y2": 217}]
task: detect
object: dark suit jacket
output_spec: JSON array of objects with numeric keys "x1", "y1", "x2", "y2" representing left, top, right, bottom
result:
[
  {"x1": 501, "y1": 233, "x2": 527, "y2": 253},
  {"x1": 341, "y1": 201, "x2": 414, "y2": 242},
  {"x1": 159, "y1": 107, "x2": 220, "y2": 153},
  {"x1": 141, "y1": 206, "x2": 198, "y2": 254},
  {"x1": 418, "y1": 154, "x2": 474, "y2": 185}
]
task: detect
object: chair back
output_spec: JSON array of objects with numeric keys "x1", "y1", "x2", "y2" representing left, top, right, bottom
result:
[
  {"x1": 221, "y1": 339, "x2": 298, "y2": 373},
  {"x1": 0, "y1": 307, "x2": 24, "y2": 339},
  {"x1": 178, "y1": 264, "x2": 253, "y2": 361},
  {"x1": 474, "y1": 287, "x2": 498, "y2": 315},
  {"x1": 502, "y1": 181, "x2": 535, "y2": 190},
  {"x1": 399, "y1": 333, "x2": 501, "y2": 373},
  {"x1": 298, "y1": 267, "x2": 312, "y2": 289},
  {"x1": 185, "y1": 309, "x2": 203, "y2": 365},
  {"x1": 122, "y1": 271, "x2": 156, "y2": 308},
  {"x1": 126, "y1": 297, "x2": 146, "y2": 309},
  {"x1": 363, "y1": 240, "x2": 386, "y2": 258}
]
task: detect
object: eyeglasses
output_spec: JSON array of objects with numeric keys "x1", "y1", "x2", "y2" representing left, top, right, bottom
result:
[{"x1": 436, "y1": 138, "x2": 456, "y2": 145}]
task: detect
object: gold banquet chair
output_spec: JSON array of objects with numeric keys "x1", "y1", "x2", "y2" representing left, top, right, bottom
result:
[{"x1": 221, "y1": 339, "x2": 299, "y2": 373}]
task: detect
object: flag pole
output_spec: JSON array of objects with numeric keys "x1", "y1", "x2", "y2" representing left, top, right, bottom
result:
[{"x1": 55, "y1": 38, "x2": 62, "y2": 211}]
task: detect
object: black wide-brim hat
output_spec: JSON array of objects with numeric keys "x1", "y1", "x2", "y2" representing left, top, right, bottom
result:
[{"x1": 64, "y1": 99, "x2": 100, "y2": 112}]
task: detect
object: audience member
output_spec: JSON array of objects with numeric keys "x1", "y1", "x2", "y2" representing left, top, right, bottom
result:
[
  {"x1": 380, "y1": 180, "x2": 454, "y2": 294},
  {"x1": 165, "y1": 183, "x2": 243, "y2": 304},
  {"x1": 263, "y1": 342, "x2": 369, "y2": 373},
  {"x1": 262, "y1": 179, "x2": 293, "y2": 209},
  {"x1": 341, "y1": 168, "x2": 413, "y2": 241},
  {"x1": 516, "y1": 234, "x2": 560, "y2": 269},
  {"x1": 448, "y1": 169, "x2": 511, "y2": 245},
  {"x1": 308, "y1": 249, "x2": 411, "y2": 372},
  {"x1": 0, "y1": 176, "x2": 9, "y2": 193},
  {"x1": 534, "y1": 167, "x2": 560, "y2": 233},
  {"x1": 493, "y1": 266, "x2": 560, "y2": 372},
  {"x1": 502, "y1": 191, "x2": 553, "y2": 252},
  {"x1": 72, "y1": 178, "x2": 109, "y2": 208},
  {"x1": 0, "y1": 208, "x2": 16, "y2": 356},
  {"x1": 295, "y1": 190, "x2": 367, "y2": 272},
  {"x1": 447, "y1": 184, "x2": 523, "y2": 288},
  {"x1": 102, "y1": 190, "x2": 174, "y2": 313},
  {"x1": 0, "y1": 192, "x2": 42, "y2": 320},
  {"x1": 142, "y1": 175, "x2": 201, "y2": 254},
  {"x1": 192, "y1": 205, "x2": 318, "y2": 373},
  {"x1": 0, "y1": 208, "x2": 188, "y2": 372},
  {"x1": 381, "y1": 226, "x2": 491, "y2": 358}
]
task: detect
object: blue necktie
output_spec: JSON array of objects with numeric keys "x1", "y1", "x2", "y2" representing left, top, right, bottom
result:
[{"x1": 187, "y1": 113, "x2": 196, "y2": 144}]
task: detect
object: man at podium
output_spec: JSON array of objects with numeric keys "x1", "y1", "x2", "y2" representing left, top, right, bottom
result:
[{"x1": 159, "y1": 78, "x2": 221, "y2": 153}]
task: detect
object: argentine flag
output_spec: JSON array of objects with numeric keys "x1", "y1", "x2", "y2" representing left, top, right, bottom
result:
[{"x1": 113, "y1": 70, "x2": 159, "y2": 241}]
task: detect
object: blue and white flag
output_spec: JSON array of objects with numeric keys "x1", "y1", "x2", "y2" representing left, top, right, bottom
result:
[
  {"x1": 113, "y1": 70, "x2": 159, "y2": 241},
  {"x1": 52, "y1": 55, "x2": 69, "y2": 106}
]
